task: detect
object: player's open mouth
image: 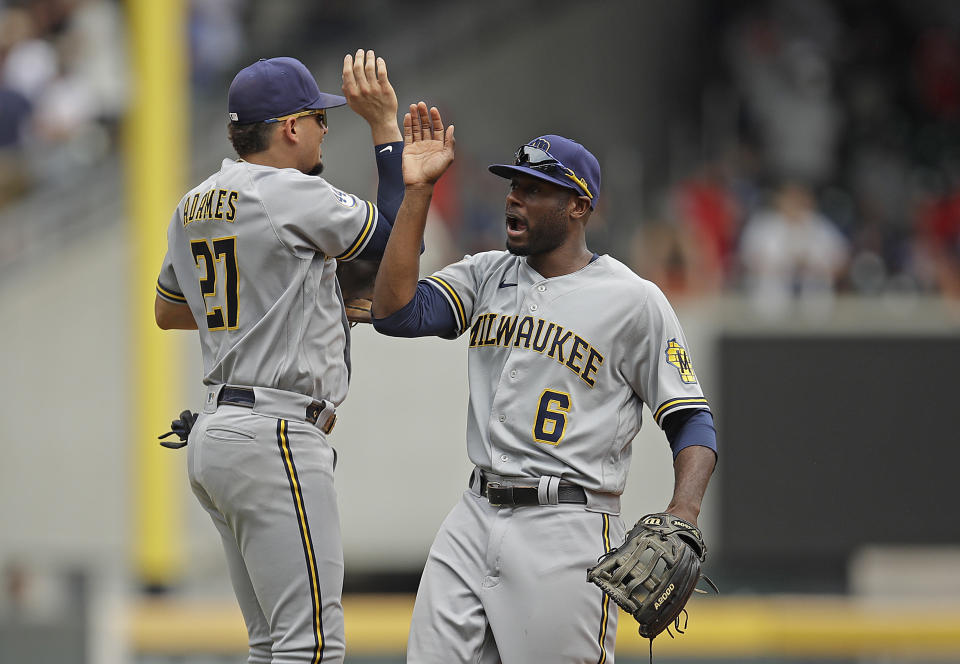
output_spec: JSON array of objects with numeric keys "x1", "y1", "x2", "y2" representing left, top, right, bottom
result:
[{"x1": 506, "y1": 214, "x2": 527, "y2": 238}]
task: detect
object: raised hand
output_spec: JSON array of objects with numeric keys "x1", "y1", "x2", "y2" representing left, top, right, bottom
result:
[
  {"x1": 342, "y1": 49, "x2": 401, "y2": 143},
  {"x1": 403, "y1": 102, "x2": 455, "y2": 187}
]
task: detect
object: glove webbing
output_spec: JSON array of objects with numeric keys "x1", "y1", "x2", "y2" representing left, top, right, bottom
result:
[{"x1": 622, "y1": 544, "x2": 670, "y2": 602}]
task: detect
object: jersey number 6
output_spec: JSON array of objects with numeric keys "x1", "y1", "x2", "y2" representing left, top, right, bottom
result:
[
  {"x1": 533, "y1": 389, "x2": 571, "y2": 445},
  {"x1": 191, "y1": 237, "x2": 239, "y2": 330}
]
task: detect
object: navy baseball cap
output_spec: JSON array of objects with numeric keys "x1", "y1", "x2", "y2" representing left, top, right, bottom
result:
[
  {"x1": 228, "y1": 57, "x2": 346, "y2": 124},
  {"x1": 489, "y1": 135, "x2": 601, "y2": 208}
]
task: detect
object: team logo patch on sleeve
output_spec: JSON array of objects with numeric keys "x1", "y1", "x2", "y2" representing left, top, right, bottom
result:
[
  {"x1": 331, "y1": 187, "x2": 358, "y2": 208},
  {"x1": 665, "y1": 339, "x2": 697, "y2": 384}
]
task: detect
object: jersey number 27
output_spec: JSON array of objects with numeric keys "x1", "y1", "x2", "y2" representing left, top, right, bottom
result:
[{"x1": 191, "y1": 237, "x2": 239, "y2": 330}]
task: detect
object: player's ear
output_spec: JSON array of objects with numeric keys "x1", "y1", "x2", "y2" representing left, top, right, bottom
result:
[
  {"x1": 569, "y1": 195, "x2": 591, "y2": 220},
  {"x1": 280, "y1": 118, "x2": 299, "y2": 143}
]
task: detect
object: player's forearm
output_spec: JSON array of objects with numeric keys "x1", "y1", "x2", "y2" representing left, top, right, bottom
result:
[
  {"x1": 665, "y1": 444, "x2": 716, "y2": 524},
  {"x1": 372, "y1": 184, "x2": 433, "y2": 317},
  {"x1": 374, "y1": 141, "x2": 404, "y2": 223}
]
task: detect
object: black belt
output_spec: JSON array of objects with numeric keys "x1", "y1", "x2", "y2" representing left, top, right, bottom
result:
[
  {"x1": 477, "y1": 471, "x2": 586, "y2": 506},
  {"x1": 218, "y1": 386, "x2": 336, "y2": 434}
]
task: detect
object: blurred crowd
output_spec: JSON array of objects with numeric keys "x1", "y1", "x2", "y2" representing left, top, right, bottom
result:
[
  {"x1": 0, "y1": 0, "x2": 246, "y2": 206},
  {"x1": 0, "y1": 0, "x2": 127, "y2": 203},
  {"x1": 2, "y1": 0, "x2": 959, "y2": 313},
  {"x1": 626, "y1": 0, "x2": 960, "y2": 313}
]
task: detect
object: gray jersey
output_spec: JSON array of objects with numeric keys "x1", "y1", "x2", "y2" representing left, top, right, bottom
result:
[
  {"x1": 156, "y1": 158, "x2": 379, "y2": 404},
  {"x1": 425, "y1": 251, "x2": 708, "y2": 507}
]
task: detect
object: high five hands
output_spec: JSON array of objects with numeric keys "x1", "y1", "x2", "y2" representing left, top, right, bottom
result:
[{"x1": 403, "y1": 102, "x2": 455, "y2": 188}]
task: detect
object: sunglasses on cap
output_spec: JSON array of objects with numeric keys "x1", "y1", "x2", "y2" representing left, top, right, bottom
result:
[
  {"x1": 264, "y1": 108, "x2": 327, "y2": 128},
  {"x1": 515, "y1": 145, "x2": 593, "y2": 200}
]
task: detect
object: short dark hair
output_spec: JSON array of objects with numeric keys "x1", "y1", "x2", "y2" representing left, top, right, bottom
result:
[{"x1": 227, "y1": 121, "x2": 275, "y2": 157}]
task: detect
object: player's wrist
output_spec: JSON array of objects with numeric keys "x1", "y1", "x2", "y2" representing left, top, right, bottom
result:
[
  {"x1": 403, "y1": 182, "x2": 435, "y2": 194},
  {"x1": 368, "y1": 121, "x2": 402, "y2": 144},
  {"x1": 374, "y1": 139, "x2": 403, "y2": 151},
  {"x1": 663, "y1": 504, "x2": 700, "y2": 525}
]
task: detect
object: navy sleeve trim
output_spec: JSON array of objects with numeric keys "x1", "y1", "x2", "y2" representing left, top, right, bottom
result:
[
  {"x1": 423, "y1": 276, "x2": 467, "y2": 334},
  {"x1": 371, "y1": 280, "x2": 459, "y2": 338},
  {"x1": 663, "y1": 408, "x2": 718, "y2": 459},
  {"x1": 653, "y1": 396, "x2": 710, "y2": 425},
  {"x1": 156, "y1": 281, "x2": 187, "y2": 303},
  {"x1": 335, "y1": 200, "x2": 376, "y2": 261},
  {"x1": 354, "y1": 206, "x2": 391, "y2": 260}
]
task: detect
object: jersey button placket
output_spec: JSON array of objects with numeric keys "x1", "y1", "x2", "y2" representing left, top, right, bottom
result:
[{"x1": 529, "y1": 283, "x2": 546, "y2": 312}]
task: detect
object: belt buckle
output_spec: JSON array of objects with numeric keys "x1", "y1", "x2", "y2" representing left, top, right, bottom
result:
[
  {"x1": 307, "y1": 401, "x2": 337, "y2": 434},
  {"x1": 485, "y1": 482, "x2": 513, "y2": 507}
]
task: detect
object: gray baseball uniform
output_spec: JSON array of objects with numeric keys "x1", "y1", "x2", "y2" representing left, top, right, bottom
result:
[
  {"x1": 406, "y1": 250, "x2": 709, "y2": 663},
  {"x1": 156, "y1": 157, "x2": 381, "y2": 663}
]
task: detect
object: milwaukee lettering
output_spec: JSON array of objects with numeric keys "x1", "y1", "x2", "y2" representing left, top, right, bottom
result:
[{"x1": 467, "y1": 313, "x2": 605, "y2": 387}]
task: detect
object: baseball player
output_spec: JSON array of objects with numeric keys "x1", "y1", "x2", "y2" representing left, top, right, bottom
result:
[
  {"x1": 372, "y1": 104, "x2": 718, "y2": 663},
  {"x1": 153, "y1": 52, "x2": 403, "y2": 663}
]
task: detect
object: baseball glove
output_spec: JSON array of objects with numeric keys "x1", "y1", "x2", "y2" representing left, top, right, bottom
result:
[
  {"x1": 158, "y1": 410, "x2": 198, "y2": 449},
  {"x1": 336, "y1": 259, "x2": 378, "y2": 325},
  {"x1": 587, "y1": 513, "x2": 717, "y2": 640}
]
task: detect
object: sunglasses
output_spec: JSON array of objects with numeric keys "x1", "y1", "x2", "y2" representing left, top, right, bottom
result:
[
  {"x1": 514, "y1": 145, "x2": 593, "y2": 200},
  {"x1": 264, "y1": 108, "x2": 327, "y2": 128}
]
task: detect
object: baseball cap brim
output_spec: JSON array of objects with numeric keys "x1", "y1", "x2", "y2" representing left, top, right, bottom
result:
[
  {"x1": 488, "y1": 164, "x2": 586, "y2": 197},
  {"x1": 310, "y1": 91, "x2": 347, "y2": 109}
]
